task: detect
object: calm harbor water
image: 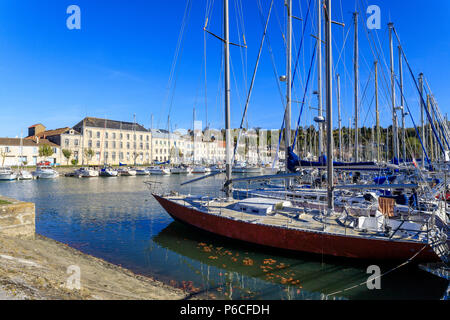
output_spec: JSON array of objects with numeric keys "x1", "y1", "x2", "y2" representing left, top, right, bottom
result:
[{"x1": 0, "y1": 175, "x2": 447, "y2": 300}]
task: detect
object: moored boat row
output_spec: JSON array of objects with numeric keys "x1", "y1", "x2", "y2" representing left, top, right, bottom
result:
[
  {"x1": 0, "y1": 166, "x2": 59, "y2": 181},
  {"x1": 62, "y1": 164, "x2": 227, "y2": 178}
]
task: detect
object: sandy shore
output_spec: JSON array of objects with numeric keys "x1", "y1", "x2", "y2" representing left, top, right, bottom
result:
[{"x1": 0, "y1": 234, "x2": 189, "y2": 300}]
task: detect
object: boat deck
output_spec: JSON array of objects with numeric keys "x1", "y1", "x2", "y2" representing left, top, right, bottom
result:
[{"x1": 164, "y1": 195, "x2": 428, "y2": 243}]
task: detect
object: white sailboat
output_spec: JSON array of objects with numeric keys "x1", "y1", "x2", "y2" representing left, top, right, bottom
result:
[
  {"x1": 192, "y1": 166, "x2": 211, "y2": 174},
  {"x1": 209, "y1": 164, "x2": 224, "y2": 173},
  {"x1": 170, "y1": 165, "x2": 192, "y2": 174},
  {"x1": 77, "y1": 167, "x2": 99, "y2": 177},
  {"x1": 17, "y1": 133, "x2": 33, "y2": 180},
  {"x1": 17, "y1": 170, "x2": 33, "y2": 180},
  {"x1": 232, "y1": 162, "x2": 261, "y2": 174},
  {"x1": 118, "y1": 167, "x2": 137, "y2": 176},
  {"x1": 99, "y1": 166, "x2": 119, "y2": 177},
  {"x1": 32, "y1": 165, "x2": 58, "y2": 179},
  {"x1": 0, "y1": 167, "x2": 17, "y2": 181},
  {"x1": 147, "y1": 166, "x2": 171, "y2": 175},
  {"x1": 135, "y1": 168, "x2": 150, "y2": 176}
]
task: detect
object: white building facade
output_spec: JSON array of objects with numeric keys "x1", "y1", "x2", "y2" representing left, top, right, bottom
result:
[{"x1": 0, "y1": 138, "x2": 61, "y2": 167}]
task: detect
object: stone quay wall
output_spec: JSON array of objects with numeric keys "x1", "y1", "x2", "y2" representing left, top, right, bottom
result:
[{"x1": 0, "y1": 196, "x2": 35, "y2": 239}]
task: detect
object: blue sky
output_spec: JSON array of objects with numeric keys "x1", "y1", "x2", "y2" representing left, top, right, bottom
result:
[{"x1": 0, "y1": 0, "x2": 448, "y2": 137}]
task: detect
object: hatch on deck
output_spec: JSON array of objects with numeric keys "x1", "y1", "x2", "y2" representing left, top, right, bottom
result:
[{"x1": 234, "y1": 198, "x2": 292, "y2": 216}]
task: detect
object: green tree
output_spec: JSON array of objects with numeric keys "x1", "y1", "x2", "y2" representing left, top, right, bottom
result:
[
  {"x1": 71, "y1": 159, "x2": 78, "y2": 166},
  {"x1": 62, "y1": 149, "x2": 72, "y2": 165},
  {"x1": 405, "y1": 137, "x2": 422, "y2": 158},
  {"x1": 84, "y1": 148, "x2": 94, "y2": 165},
  {"x1": 132, "y1": 152, "x2": 140, "y2": 165},
  {"x1": 38, "y1": 144, "x2": 54, "y2": 162}
]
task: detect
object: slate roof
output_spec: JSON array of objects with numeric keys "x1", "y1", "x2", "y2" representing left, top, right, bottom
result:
[
  {"x1": 74, "y1": 117, "x2": 149, "y2": 132},
  {"x1": 150, "y1": 129, "x2": 172, "y2": 139}
]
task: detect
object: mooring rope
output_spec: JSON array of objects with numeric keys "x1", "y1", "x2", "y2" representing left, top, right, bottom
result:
[{"x1": 325, "y1": 245, "x2": 428, "y2": 298}]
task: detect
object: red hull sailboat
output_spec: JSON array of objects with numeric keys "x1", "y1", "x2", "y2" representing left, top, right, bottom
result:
[
  {"x1": 152, "y1": 0, "x2": 449, "y2": 266},
  {"x1": 153, "y1": 194, "x2": 441, "y2": 262}
]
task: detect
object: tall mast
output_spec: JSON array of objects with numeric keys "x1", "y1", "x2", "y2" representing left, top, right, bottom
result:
[
  {"x1": 427, "y1": 94, "x2": 434, "y2": 162},
  {"x1": 419, "y1": 73, "x2": 425, "y2": 167},
  {"x1": 167, "y1": 114, "x2": 171, "y2": 163},
  {"x1": 133, "y1": 114, "x2": 137, "y2": 165},
  {"x1": 336, "y1": 73, "x2": 342, "y2": 160},
  {"x1": 224, "y1": 0, "x2": 232, "y2": 198},
  {"x1": 304, "y1": 127, "x2": 308, "y2": 156},
  {"x1": 285, "y1": 0, "x2": 292, "y2": 186},
  {"x1": 309, "y1": 126, "x2": 312, "y2": 155},
  {"x1": 388, "y1": 22, "x2": 399, "y2": 161},
  {"x1": 193, "y1": 107, "x2": 196, "y2": 164},
  {"x1": 325, "y1": 0, "x2": 333, "y2": 212},
  {"x1": 348, "y1": 118, "x2": 351, "y2": 161},
  {"x1": 431, "y1": 96, "x2": 438, "y2": 161},
  {"x1": 150, "y1": 114, "x2": 153, "y2": 164},
  {"x1": 353, "y1": 12, "x2": 359, "y2": 162},
  {"x1": 20, "y1": 131, "x2": 23, "y2": 167},
  {"x1": 204, "y1": 28, "x2": 208, "y2": 131},
  {"x1": 398, "y1": 46, "x2": 406, "y2": 161},
  {"x1": 317, "y1": 0, "x2": 323, "y2": 156},
  {"x1": 386, "y1": 126, "x2": 389, "y2": 161},
  {"x1": 371, "y1": 124, "x2": 375, "y2": 161},
  {"x1": 375, "y1": 61, "x2": 380, "y2": 162},
  {"x1": 104, "y1": 118, "x2": 107, "y2": 165}
]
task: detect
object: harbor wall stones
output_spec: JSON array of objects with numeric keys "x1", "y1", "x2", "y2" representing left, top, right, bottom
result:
[{"x1": 0, "y1": 196, "x2": 35, "y2": 239}]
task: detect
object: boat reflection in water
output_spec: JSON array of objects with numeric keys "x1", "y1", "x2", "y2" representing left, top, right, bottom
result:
[{"x1": 152, "y1": 221, "x2": 448, "y2": 300}]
